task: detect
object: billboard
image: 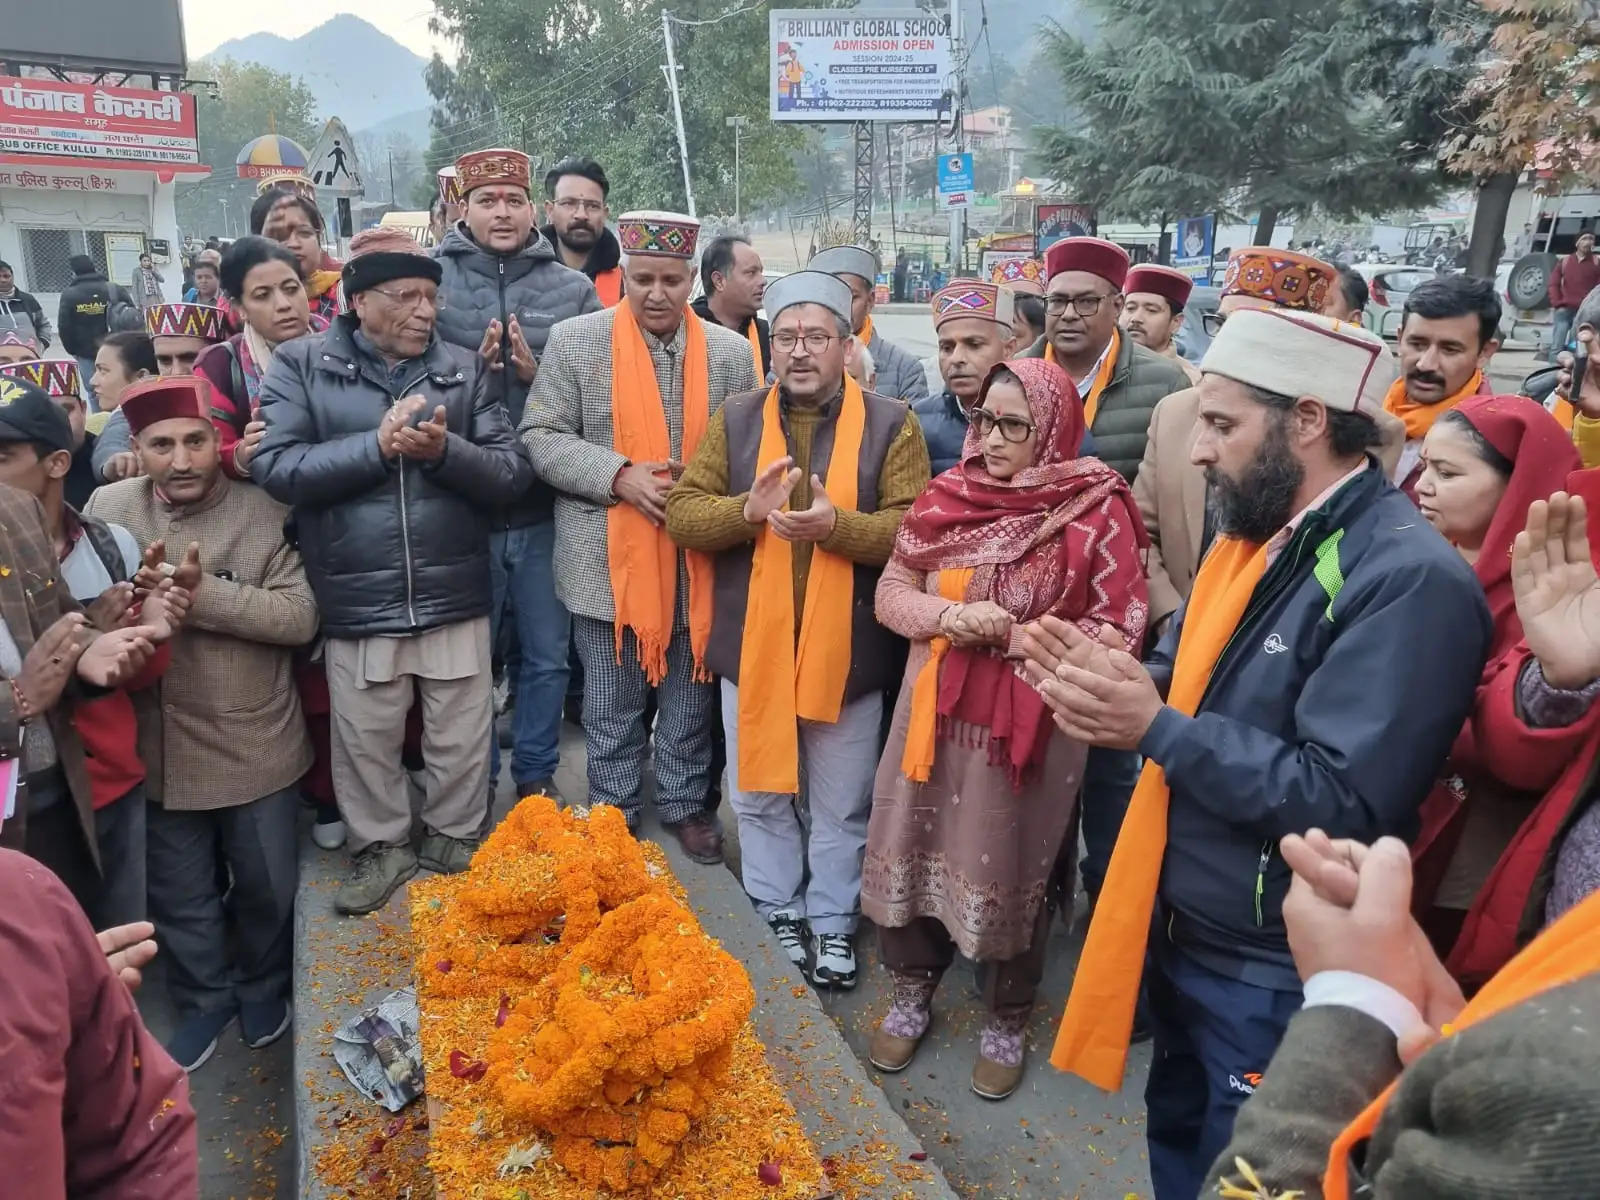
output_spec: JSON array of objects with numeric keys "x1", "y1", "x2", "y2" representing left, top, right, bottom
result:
[
  {"x1": 1173, "y1": 215, "x2": 1216, "y2": 283},
  {"x1": 0, "y1": 76, "x2": 204, "y2": 173},
  {"x1": 1035, "y1": 204, "x2": 1096, "y2": 255},
  {"x1": 0, "y1": 0, "x2": 186, "y2": 76},
  {"x1": 770, "y1": 9, "x2": 952, "y2": 122}
]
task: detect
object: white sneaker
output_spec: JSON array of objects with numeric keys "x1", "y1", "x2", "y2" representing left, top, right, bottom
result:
[
  {"x1": 312, "y1": 819, "x2": 347, "y2": 851},
  {"x1": 768, "y1": 909, "x2": 808, "y2": 968},
  {"x1": 809, "y1": 932, "x2": 857, "y2": 990}
]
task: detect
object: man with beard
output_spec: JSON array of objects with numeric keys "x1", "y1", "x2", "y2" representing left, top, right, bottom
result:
[
  {"x1": 1381, "y1": 274, "x2": 1499, "y2": 498},
  {"x1": 692, "y1": 235, "x2": 770, "y2": 379},
  {"x1": 912, "y1": 279, "x2": 1018, "y2": 473},
  {"x1": 1020, "y1": 308, "x2": 1491, "y2": 1199},
  {"x1": 541, "y1": 157, "x2": 624, "y2": 308},
  {"x1": 1120, "y1": 264, "x2": 1200, "y2": 386}
]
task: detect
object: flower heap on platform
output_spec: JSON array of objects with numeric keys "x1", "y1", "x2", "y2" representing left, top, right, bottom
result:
[{"x1": 412, "y1": 795, "x2": 824, "y2": 1199}]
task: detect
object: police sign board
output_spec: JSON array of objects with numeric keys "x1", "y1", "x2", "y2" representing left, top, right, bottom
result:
[
  {"x1": 937, "y1": 152, "x2": 974, "y2": 211},
  {"x1": 770, "y1": 9, "x2": 952, "y2": 122}
]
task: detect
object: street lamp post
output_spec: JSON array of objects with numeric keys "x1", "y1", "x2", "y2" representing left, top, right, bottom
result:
[
  {"x1": 725, "y1": 116, "x2": 748, "y2": 223},
  {"x1": 218, "y1": 196, "x2": 229, "y2": 239}
]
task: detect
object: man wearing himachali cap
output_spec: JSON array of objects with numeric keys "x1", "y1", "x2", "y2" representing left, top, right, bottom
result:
[
  {"x1": 991, "y1": 257, "x2": 1046, "y2": 349},
  {"x1": 668, "y1": 270, "x2": 929, "y2": 989},
  {"x1": 522, "y1": 212, "x2": 758, "y2": 864},
  {"x1": 808, "y1": 244, "x2": 930, "y2": 404},
  {"x1": 1018, "y1": 309, "x2": 1492, "y2": 1199},
  {"x1": 92, "y1": 302, "x2": 229, "y2": 485},
  {"x1": 911, "y1": 279, "x2": 1020, "y2": 474},
  {"x1": 1120, "y1": 263, "x2": 1201, "y2": 387}
]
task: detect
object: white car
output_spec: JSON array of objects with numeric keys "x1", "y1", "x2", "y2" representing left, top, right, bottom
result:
[{"x1": 1349, "y1": 263, "x2": 1437, "y2": 339}]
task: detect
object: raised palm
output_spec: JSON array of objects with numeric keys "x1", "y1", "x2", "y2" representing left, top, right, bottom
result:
[{"x1": 1512, "y1": 493, "x2": 1600, "y2": 690}]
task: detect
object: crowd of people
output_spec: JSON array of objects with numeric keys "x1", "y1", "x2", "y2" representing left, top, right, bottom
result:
[{"x1": 2, "y1": 140, "x2": 1600, "y2": 1200}]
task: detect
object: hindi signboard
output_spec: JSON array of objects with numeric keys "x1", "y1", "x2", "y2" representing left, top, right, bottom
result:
[
  {"x1": 1173, "y1": 215, "x2": 1216, "y2": 283},
  {"x1": 0, "y1": 76, "x2": 204, "y2": 173},
  {"x1": 770, "y1": 9, "x2": 952, "y2": 122},
  {"x1": 937, "y1": 152, "x2": 974, "y2": 211}
]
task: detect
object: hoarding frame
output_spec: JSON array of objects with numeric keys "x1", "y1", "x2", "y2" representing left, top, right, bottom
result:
[{"x1": 770, "y1": 8, "x2": 953, "y2": 123}]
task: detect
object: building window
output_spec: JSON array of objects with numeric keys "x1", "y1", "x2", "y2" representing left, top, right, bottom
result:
[{"x1": 19, "y1": 229, "x2": 110, "y2": 292}]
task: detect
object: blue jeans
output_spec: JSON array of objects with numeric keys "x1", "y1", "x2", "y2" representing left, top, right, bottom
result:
[
  {"x1": 1551, "y1": 307, "x2": 1576, "y2": 363},
  {"x1": 76, "y1": 355, "x2": 100, "y2": 411},
  {"x1": 488, "y1": 521, "x2": 569, "y2": 787}
]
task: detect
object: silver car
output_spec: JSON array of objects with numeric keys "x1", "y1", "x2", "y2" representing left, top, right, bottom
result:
[{"x1": 1351, "y1": 264, "x2": 1437, "y2": 339}]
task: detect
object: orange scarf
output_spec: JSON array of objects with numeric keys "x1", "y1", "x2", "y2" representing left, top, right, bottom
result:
[
  {"x1": 308, "y1": 268, "x2": 342, "y2": 302},
  {"x1": 1383, "y1": 369, "x2": 1483, "y2": 440},
  {"x1": 1550, "y1": 393, "x2": 1577, "y2": 431},
  {"x1": 1050, "y1": 535, "x2": 1269, "y2": 1089},
  {"x1": 1324, "y1": 887, "x2": 1600, "y2": 1198},
  {"x1": 1044, "y1": 330, "x2": 1120, "y2": 427},
  {"x1": 605, "y1": 304, "x2": 715, "y2": 685},
  {"x1": 736, "y1": 379, "x2": 866, "y2": 793},
  {"x1": 858, "y1": 314, "x2": 875, "y2": 347},
  {"x1": 746, "y1": 318, "x2": 764, "y2": 379},
  {"x1": 900, "y1": 567, "x2": 975, "y2": 782}
]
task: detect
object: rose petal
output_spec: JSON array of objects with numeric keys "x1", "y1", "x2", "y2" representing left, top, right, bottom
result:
[
  {"x1": 909, "y1": 1151, "x2": 928, "y2": 1162},
  {"x1": 367, "y1": 1134, "x2": 386, "y2": 1154},
  {"x1": 758, "y1": 1161, "x2": 783, "y2": 1186},
  {"x1": 384, "y1": 1116, "x2": 406, "y2": 1138},
  {"x1": 448, "y1": 1049, "x2": 489, "y2": 1082},
  {"x1": 435, "y1": 959, "x2": 453, "y2": 973},
  {"x1": 495, "y1": 995, "x2": 511, "y2": 1027}
]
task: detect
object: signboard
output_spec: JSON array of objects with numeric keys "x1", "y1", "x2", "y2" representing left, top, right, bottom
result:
[
  {"x1": 937, "y1": 152, "x2": 974, "y2": 211},
  {"x1": 770, "y1": 9, "x2": 952, "y2": 122},
  {"x1": 308, "y1": 117, "x2": 364, "y2": 196},
  {"x1": 0, "y1": 76, "x2": 204, "y2": 173},
  {"x1": 1035, "y1": 203, "x2": 1095, "y2": 255},
  {"x1": 1, "y1": 0, "x2": 186, "y2": 76},
  {"x1": 981, "y1": 249, "x2": 1029, "y2": 279},
  {"x1": 1173, "y1": 214, "x2": 1216, "y2": 283}
]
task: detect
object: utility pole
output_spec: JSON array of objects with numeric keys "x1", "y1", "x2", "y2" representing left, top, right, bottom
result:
[
  {"x1": 947, "y1": 0, "x2": 964, "y2": 272},
  {"x1": 725, "y1": 115, "x2": 748, "y2": 222},
  {"x1": 388, "y1": 152, "x2": 396, "y2": 205},
  {"x1": 661, "y1": 10, "x2": 697, "y2": 218}
]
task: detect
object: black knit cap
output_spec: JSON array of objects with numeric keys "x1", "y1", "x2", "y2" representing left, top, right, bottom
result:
[{"x1": 341, "y1": 227, "x2": 442, "y2": 298}]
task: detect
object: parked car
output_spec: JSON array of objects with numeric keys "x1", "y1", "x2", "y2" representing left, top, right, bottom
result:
[{"x1": 1350, "y1": 263, "x2": 1436, "y2": 339}]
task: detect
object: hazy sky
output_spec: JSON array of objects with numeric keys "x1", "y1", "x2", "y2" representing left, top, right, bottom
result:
[{"x1": 183, "y1": 1, "x2": 448, "y2": 60}]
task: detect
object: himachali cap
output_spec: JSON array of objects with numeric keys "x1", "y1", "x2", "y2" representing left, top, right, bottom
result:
[
  {"x1": 0, "y1": 329, "x2": 40, "y2": 355},
  {"x1": 617, "y1": 211, "x2": 701, "y2": 260},
  {"x1": 255, "y1": 171, "x2": 316, "y2": 200},
  {"x1": 0, "y1": 373, "x2": 75, "y2": 452},
  {"x1": 808, "y1": 244, "x2": 879, "y2": 284},
  {"x1": 0, "y1": 356, "x2": 79, "y2": 400},
  {"x1": 1201, "y1": 307, "x2": 1388, "y2": 417},
  {"x1": 145, "y1": 303, "x2": 226, "y2": 343},
  {"x1": 455, "y1": 148, "x2": 532, "y2": 195},
  {"x1": 1221, "y1": 247, "x2": 1337, "y2": 312},
  {"x1": 1124, "y1": 264, "x2": 1194, "y2": 309},
  {"x1": 931, "y1": 279, "x2": 1016, "y2": 330},
  {"x1": 762, "y1": 270, "x2": 853, "y2": 327},
  {"x1": 436, "y1": 165, "x2": 464, "y2": 208},
  {"x1": 120, "y1": 375, "x2": 215, "y2": 436},
  {"x1": 1044, "y1": 237, "x2": 1131, "y2": 290},
  {"x1": 990, "y1": 257, "x2": 1046, "y2": 295}
]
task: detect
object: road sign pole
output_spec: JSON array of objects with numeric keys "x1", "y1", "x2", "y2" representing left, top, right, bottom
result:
[{"x1": 947, "y1": 0, "x2": 964, "y2": 271}]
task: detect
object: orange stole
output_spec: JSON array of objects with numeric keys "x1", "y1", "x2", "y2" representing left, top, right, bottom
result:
[
  {"x1": 900, "y1": 567, "x2": 976, "y2": 782},
  {"x1": 736, "y1": 379, "x2": 867, "y2": 794},
  {"x1": 1382, "y1": 369, "x2": 1483, "y2": 441},
  {"x1": 746, "y1": 318, "x2": 764, "y2": 378},
  {"x1": 605, "y1": 304, "x2": 714, "y2": 684},
  {"x1": 1049, "y1": 535, "x2": 1270, "y2": 1089},
  {"x1": 1044, "y1": 330, "x2": 1120, "y2": 427}
]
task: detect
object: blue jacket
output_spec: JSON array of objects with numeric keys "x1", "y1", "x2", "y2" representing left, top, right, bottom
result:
[{"x1": 1140, "y1": 464, "x2": 1491, "y2": 988}]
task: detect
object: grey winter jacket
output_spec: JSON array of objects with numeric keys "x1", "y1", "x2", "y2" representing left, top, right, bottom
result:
[
  {"x1": 867, "y1": 328, "x2": 929, "y2": 404},
  {"x1": 433, "y1": 223, "x2": 601, "y2": 526},
  {"x1": 1021, "y1": 331, "x2": 1190, "y2": 481},
  {"x1": 251, "y1": 314, "x2": 535, "y2": 639}
]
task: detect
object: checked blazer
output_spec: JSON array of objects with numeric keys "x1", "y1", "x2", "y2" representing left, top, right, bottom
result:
[{"x1": 520, "y1": 306, "x2": 759, "y2": 623}]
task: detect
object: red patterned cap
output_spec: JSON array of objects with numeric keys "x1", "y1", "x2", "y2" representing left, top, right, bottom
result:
[
  {"x1": 455, "y1": 148, "x2": 531, "y2": 195},
  {"x1": 0, "y1": 356, "x2": 78, "y2": 399},
  {"x1": 617, "y1": 210, "x2": 701, "y2": 260},
  {"x1": 931, "y1": 279, "x2": 1016, "y2": 329},
  {"x1": 145, "y1": 303, "x2": 226, "y2": 343},
  {"x1": 1043, "y1": 237, "x2": 1130, "y2": 290},
  {"x1": 437, "y1": 165, "x2": 463, "y2": 207},
  {"x1": 989, "y1": 257, "x2": 1045, "y2": 295},
  {"x1": 1124, "y1": 264, "x2": 1194, "y2": 309},
  {"x1": 120, "y1": 375, "x2": 214, "y2": 435},
  {"x1": 1220, "y1": 247, "x2": 1337, "y2": 312}
]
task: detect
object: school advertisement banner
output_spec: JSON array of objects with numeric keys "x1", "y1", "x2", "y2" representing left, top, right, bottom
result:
[{"x1": 770, "y1": 9, "x2": 952, "y2": 122}]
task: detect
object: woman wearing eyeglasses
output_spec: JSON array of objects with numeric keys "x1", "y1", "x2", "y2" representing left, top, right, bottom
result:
[{"x1": 861, "y1": 357, "x2": 1150, "y2": 1100}]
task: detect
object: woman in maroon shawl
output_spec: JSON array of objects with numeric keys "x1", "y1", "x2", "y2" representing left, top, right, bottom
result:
[
  {"x1": 861, "y1": 358, "x2": 1149, "y2": 1100},
  {"x1": 1410, "y1": 393, "x2": 1600, "y2": 991}
]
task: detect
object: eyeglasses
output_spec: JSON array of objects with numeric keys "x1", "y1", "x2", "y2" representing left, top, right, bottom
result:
[
  {"x1": 1044, "y1": 292, "x2": 1112, "y2": 318},
  {"x1": 1201, "y1": 310, "x2": 1227, "y2": 337},
  {"x1": 553, "y1": 198, "x2": 605, "y2": 214},
  {"x1": 772, "y1": 331, "x2": 839, "y2": 353},
  {"x1": 967, "y1": 408, "x2": 1036, "y2": 443},
  {"x1": 368, "y1": 286, "x2": 442, "y2": 312}
]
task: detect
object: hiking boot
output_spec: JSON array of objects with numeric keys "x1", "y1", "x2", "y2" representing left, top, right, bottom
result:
[
  {"x1": 768, "y1": 909, "x2": 808, "y2": 968},
  {"x1": 167, "y1": 1007, "x2": 238, "y2": 1074},
  {"x1": 335, "y1": 844, "x2": 418, "y2": 916},
  {"x1": 971, "y1": 1016, "x2": 1028, "y2": 1101},
  {"x1": 808, "y1": 932, "x2": 857, "y2": 990},
  {"x1": 667, "y1": 812, "x2": 724, "y2": 864},
  {"x1": 518, "y1": 777, "x2": 566, "y2": 805},
  {"x1": 241, "y1": 998, "x2": 293, "y2": 1050},
  {"x1": 418, "y1": 830, "x2": 477, "y2": 875}
]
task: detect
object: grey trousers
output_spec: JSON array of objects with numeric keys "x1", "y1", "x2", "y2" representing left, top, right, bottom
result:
[
  {"x1": 721, "y1": 682, "x2": 882, "y2": 936},
  {"x1": 93, "y1": 782, "x2": 147, "y2": 928},
  {"x1": 325, "y1": 636, "x2": 493, "y2": 852},
  {"x1": 570, "y1": 616, "x2": 715, "y2": 826},
  {"x1": 146, "y1": 787, "x2": 298, "y2": 1019}
]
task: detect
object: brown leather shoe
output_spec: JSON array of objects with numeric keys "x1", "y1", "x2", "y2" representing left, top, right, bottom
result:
[
  {"x1": 668, "y1": 812, "x2": 724, "y2": 864},
  {"x1": 971, "y1": 1048, "x2": 1025, "y2": 1100},
  {"x1": 868, "y1": 1021, "x2": 925, "y2": 1073}
]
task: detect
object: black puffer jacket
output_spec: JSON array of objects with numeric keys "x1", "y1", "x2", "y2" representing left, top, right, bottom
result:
[
  {"x1": 433, "y1": 223, "x2": 600, "y2": 526},
  {"x1": 251, "y1": 314, "x2": 536, "y2": 638},
  {"x1": 56, "y1": 270, "x2": 131, "y2": 357}
]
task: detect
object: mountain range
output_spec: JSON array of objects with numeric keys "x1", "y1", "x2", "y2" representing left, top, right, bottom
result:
[{"x1": 202, "y1": 14, "x2": 431, "y2": 138}]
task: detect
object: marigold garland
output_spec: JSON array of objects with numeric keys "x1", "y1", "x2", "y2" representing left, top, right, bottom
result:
[{"x1": 411, "y1": 795, "x2": 825, "y2": 1199}]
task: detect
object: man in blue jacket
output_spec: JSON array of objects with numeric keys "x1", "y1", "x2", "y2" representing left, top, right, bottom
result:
[
  {"x1": 912, "y1": 279, "x2": 1018, "y2": 474},
  {"x1": 433, "y1": 147, "x2": 600, "y2": 816},
  {"x1": 1023, "y1": 308, "x2": 1492, "y2": 1200}
]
